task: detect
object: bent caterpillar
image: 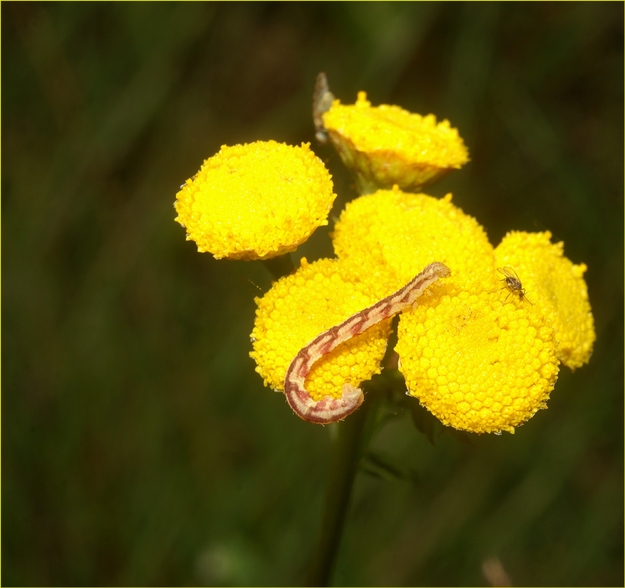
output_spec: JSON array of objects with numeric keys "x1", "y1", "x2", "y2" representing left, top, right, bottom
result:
[{"x1": 284, "y1": 261, "x2": 451, "y2": 424}]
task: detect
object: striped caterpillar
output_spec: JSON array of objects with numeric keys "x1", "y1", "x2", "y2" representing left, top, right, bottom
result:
[{"x1": 284, "y1": 261, "x2": 451, "y2": 424}]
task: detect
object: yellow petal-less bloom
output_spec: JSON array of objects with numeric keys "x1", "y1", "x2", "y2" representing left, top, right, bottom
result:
[
  {"x1": 174, "y1": 141, "x2": 336, "y2": 260},
  {"x1": 332, "y1": 187, "x2": 495, "y2": 298},
  {"x1": 395, "y1": 276, "x2": 560, "y2": 434},
  {"x1": 250, "y1": 258, "x2": 392, "y2": 401},
  {"x1": 495, "y1": 231, "x2": 595, "y2": 370},
  {"x1": 322, "y1": 92, "x2": 469, "y2": 194}
]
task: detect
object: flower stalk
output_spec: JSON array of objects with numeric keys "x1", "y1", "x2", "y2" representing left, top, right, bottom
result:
[{"x1": 306, "y1": 380, "x2": 385, "y2": 586}]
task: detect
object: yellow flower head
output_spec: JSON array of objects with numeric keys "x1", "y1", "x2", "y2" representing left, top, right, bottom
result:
[
  {"x1": 332, "y1": 187, "x2": 495, "y2": 298},
  {"x1": 250, "y1": 258, "x2": 392, "y2": 401},
  {"x1": 396, "y1": 276, "x2": 560, "y2": 434},
  {"x1": 495, "y1": 231, "x2": 595, "y2": 370},
  {"x1": 322, "y1": 92, "x2": 469, "y2": 194},
  {"x1": 174, "y1": 141, "x2": 336, "y2": 260}
]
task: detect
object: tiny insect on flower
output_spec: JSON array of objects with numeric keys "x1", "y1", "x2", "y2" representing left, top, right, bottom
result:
[{"x1": 497, "y1": 266, "x2": 533, "y2": 305}]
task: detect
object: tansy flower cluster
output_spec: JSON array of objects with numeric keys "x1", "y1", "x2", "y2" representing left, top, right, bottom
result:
[{"x1": 175, "y1": 82, "x2": 595, "y2": 434}]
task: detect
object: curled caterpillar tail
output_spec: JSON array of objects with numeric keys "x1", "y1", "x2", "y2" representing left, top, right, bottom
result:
[
  {"x1": 284, "y1": 261, "x2": 451, "y2": 424},
  {"x1": 286, "y1": 380, "x2": 363, "y2": 425}
]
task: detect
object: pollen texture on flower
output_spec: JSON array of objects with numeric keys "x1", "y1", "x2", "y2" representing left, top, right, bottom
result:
[
  {"x1": 250, "y1": 258, "x2": 391, "y2": 401},
  {"x1": 495, "y1": 231, "x2": 596, "y2": 370},
  {"x1": 174, "y1": 141, "x2": 336, "y2": 260},
  {"x1": 322, "y1": 92, "x2": 469, "y2": 193},
  {"x1": 332, "y1": 187, "x2": 495, "y2": 298},
  {"x1": 396, "y1": 277, "x2": 560, "y2": 434}
]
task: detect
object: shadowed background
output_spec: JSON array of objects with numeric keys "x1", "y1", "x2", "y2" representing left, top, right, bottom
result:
[{"x1": 2, "y1": 2, "x2": 623, "y2": 586}]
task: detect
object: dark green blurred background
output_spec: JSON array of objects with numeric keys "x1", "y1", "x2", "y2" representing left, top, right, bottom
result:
[{"x1": 3, "y1": 2, "x2": 623, "y2": 586}]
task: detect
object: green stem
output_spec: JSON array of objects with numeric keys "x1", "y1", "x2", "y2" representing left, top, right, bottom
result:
[{"x1": 306, "y1": 390, "x2": 381, "y2": 586}]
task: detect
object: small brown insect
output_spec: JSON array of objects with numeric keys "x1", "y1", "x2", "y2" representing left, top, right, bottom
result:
[{"x1": 497, "y1": 266, "x2": 533, "y2": 305}]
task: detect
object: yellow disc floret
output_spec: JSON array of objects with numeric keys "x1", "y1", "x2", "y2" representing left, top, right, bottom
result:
[
  {"x1": 396, "y1": 277, "x2": 560, "y2": 434},
  {"x1": 332, "y1": 187, "x2": 495, "y2": 298},
  {"x1": 174, "y1": 141, "x2": 336, "y2": 260},
  {"x1": 495, "y1": 231, "x2": 596, "y2": 370},
  {"x1": 250, "y1": 258, "x2": 391, "y2": 401},
  {"x1": 322, "y1": 92, "x2": 469, "y2": 193}
]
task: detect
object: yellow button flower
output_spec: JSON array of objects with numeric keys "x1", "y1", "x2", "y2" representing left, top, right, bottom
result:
[
  {"x1": 332, "y1": 186, "x2": 495, "y2": 298},
  {"x1": 495, "y1": 231, "x2": 596, "y2": 370},
  {"x1": 250, "y1": 257, "x2": 392, "y2": 401},
  {"x1": 174, "y1": 141, "x2": 336, "y2": 260},
  {"x1": 395, "y1": 276, "x2": 560, "y2": 434},
  {"x1": 322, "y1": 92, "x2": 469, "y2": 193}
]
